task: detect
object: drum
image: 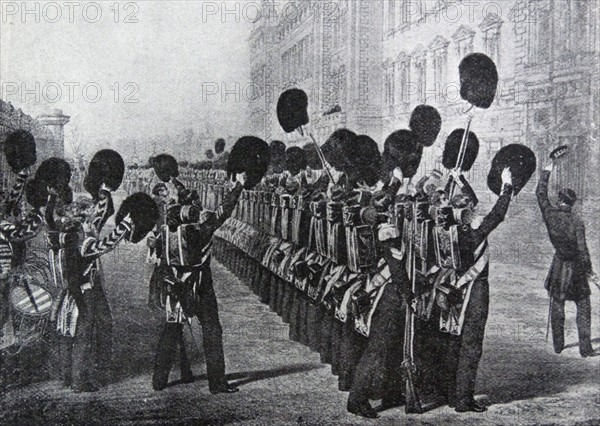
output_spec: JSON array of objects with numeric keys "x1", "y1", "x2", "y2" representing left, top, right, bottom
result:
[{"x1": 3, "y1": 271, "x2": 53, "y2": 352}]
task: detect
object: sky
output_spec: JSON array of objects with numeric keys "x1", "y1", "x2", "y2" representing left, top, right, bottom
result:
[{"x1": 0, "y1": 1, "x2": 255, "y2": 158}]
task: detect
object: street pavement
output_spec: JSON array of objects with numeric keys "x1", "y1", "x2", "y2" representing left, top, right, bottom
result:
[{"x1": 1, "y1": 231, "x2": 599, "y2": 425}]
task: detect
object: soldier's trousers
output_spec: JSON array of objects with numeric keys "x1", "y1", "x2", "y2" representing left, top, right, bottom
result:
[
  {"x1": 153, "y1": 322, "x2": 191, "y2": 387},
  {"x1": 551, "y1": 296, "x2": 592, "y2": 356},
  {"x1": 444, "y1": 278, "x2": 489, "y2": 406},
  {"x1": 72, "y1": 284, "x2": 113, "y2": 388},
  {"x1": 154, "y1": 268, "x2": 227, "y2": 391},
  {"x1": 0, "y1": 278, "x2": 9, "y2": 331},
  {"x1": 348, "y1": 285, "x2": 405, "y2": 406}
]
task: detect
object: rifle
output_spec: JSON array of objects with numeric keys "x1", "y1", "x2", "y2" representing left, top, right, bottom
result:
[{"x1": 402, "y1": 196, "x2": 423, "y2": 414}]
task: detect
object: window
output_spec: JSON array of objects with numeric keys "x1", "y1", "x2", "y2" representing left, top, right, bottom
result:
[
  {"x1": 528, "y1": 5, "x2": 550, "y2": 63},
  {"x1": 398, "y1": 58, "x2": 410, "y2": 104},
  {"x1": 412, "y1": 50, "x2": 427, "y2": 103},
  {"x1": 480, "y1": 13, "x2": 503, "y2": 69},
  {"x1": 484, "y1": 29, "x2": 501, "y2": 65},
  {"x1": 306, "y1": 34, "x2": 314, "y2": 78},
  {"x1": 398, "y1": 0, "x2": 411, "y2": 25},
  {"x1": 429, "y1": 36, "x2": 449, "y2": 89},
  {"x1": 452, "y1": 25, "x2": 475, "y2": 59},
  {"x1": 433, "y1": 49, "x2": 447, "y2": 88},
  {"x1": 387, "y1": 0, "x2": 395, "y2": 31},
  {"x1": 384, "y1": 64, "x2": 395, "y2": 106}
]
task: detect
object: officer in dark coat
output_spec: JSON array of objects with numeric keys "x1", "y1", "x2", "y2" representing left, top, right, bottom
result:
[
  {"x1": 152, "y1": 139, "x2": 269, "y2": 393},
  {"x1": 536, "y1": 160, "x2": 596, "y2": 357},
  {"x1": 152, "y1": 175, "x2": 243, "y2": 392}
]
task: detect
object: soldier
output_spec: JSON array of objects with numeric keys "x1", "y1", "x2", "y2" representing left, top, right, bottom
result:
[
  {"x1": 152, "y1": 139, "x2": 269, "y2": 393},
  {"x1": 440, "y1": 166, "x2": 514, "y2": 412},
  {"x1": 347, "y1": 169, "x2": 409, "y2": 419},
  {"x1": 53, "y1": 191, "x2": 157, "y2": 392},
  {"x1": 537, "y1": 157, "x2": 597, "y2": 357}
]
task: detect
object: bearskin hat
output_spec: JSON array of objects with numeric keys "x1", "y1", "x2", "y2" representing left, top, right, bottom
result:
[
  {"x1": 4, "y1": 130, "x2": 37, "y2": 173},
  {"x1": 35, "y1": 158, "x2": 71, "y2": 190},
  {"x1": 487, "y1": 144, "x2": 536, "y2": 196},
  {"x1": 409, "y1": 105, "x2": 442, "y2": 147},
  {"x1": 348, "y1": 135, "x2": 382, "y2": 187},
  {"x1": 227, "y1": 136, "x2": 271, "y2": 190},
  {"x1": 277, "y1": 88, "x2": 309, "y2": 133},
  {"x1": 151, "y1": 154, "x2": 179, "y2": 182},
  {"x1": 382, "y1": 130, "x2": 423, "y2": 179},
  {"x1": 116, "y1": 192, "x2": 159, "y2": 244},
  {"x1": 459, "y1": 53, "x2": 498, "y2": 109},
  {"x1": 285, "y1": 147, "x2": 307, "y2": 177},
  {"x1": 442, "y1": 129, "x2": 479, "y2": 172},
  {"x1": 205, "y1": 149, "x2": 215, "y2": 160},
  {"x1": 302, "y1": 143, "x2": 321, "y2": 170},
  {"x1": 321, "y1": 128, "x2": 357, "y2": 172},
  {"x1": 270, "y1": 140, "x2": 287, "y2": 174},
  {"x1": 84, "y1": 149, "x2": 125, "y2": 199},
  {"x1": 215, "y1": 138, "x2": 226, "y2": 155},
  {"x1": 24, "y1": 179, "x2": 47, "y2": 210}
]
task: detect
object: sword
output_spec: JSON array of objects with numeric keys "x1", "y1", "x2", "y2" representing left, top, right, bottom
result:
[
  {"x1": 545, "y1": 296, "x2": 552, "y2": 343},
  {"x1": 186, "y1": 319, "x2": 203, "y2": 358},
  {"x1": 403, "y1": 199, "x2": 423, "y2": 414}
]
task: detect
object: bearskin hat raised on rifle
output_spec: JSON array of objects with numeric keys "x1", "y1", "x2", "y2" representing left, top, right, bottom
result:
[
  {"x1": 321, "y1": 128, "x2": 357, "y2": 172},
  {"x1": 227, "y1": 136, "x2": 271, "y2": 190},
  {"x1": 409, "y1": 105, "x2": 442, "y2": 147},
  {"x1": 270, "y1": 140, "x2": 287, "y2": 174},
  {"x1": 116, "y1": 192, "x2": 159, "y2": 244},
  {"x1": 35, "y1": 158, "x2": 72, "y2": 190},
  {"x1": 382, "y1": 129, "x2": 423, "y2": 179},
  {"x1": 443, "y1": 129, "x2": 479, "y2": 172},
  {"x1": 277, "y1": 88, "x2": 309, "y2": 133},
  {"x1": 459, "y1": 53, "x2": 498, "y2": 109},
  {"x1": 285, "y1": 146, "x2": 307, "y2": 177},
  {"x1": 84, "y1": 149, "x2": 125, "y2": 199},
  {"x1": 151, "y1": 154, "x2": 179, "y2": 182},
  {"x1": 4, "y1": 130, "x2": 37, "y2": 173},
  {"x1": 487, "y1": 144, "x2": 536, "y2": 196}
]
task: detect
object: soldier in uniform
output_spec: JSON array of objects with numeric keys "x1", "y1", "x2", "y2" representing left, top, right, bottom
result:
[
  {"x1": 152, "y1": 139, "x2": 269, "y2": 393},
  {"x1": 537, "y1": 158, "x2": 597, "y2": 357},
  {"x1": 441, "y1": 167, "x2": 514, "y2": 412}
]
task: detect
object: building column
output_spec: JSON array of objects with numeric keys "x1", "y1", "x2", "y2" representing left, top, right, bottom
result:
[{"x1": 37, "y1": 109, "x2": 70, "y2": 158}]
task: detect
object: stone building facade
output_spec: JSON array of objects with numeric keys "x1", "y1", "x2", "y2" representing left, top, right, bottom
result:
[
  {"x1": 248, "y1": 0, "x2": 384, "y2": 145},
  {"x1": 249, "y1": 0, "x2": 599, "y2": 266},
  {"x1": 380, "y1": 0, "x2": 599, "y2": 265}
]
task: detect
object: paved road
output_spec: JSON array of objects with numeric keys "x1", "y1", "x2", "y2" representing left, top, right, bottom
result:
[{"x1": 1, "y1": 231, "x2": 599, "y2": 425}]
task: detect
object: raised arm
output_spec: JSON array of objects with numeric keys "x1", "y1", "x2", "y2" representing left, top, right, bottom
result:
[
  {"x1": 536, "y1": 169, "x2": 552, "y2": 213},
  {"x1": 198, "y1": 181, "x2": 243, "y2": 234},
  {"x1": 4, "y1": 169, "x2": 30, "y2": 215},
  {"x1": 1, "y1": 210, "x2": 43, "y2": 242},
  {"x1": 473, "y1": 184, "x2": 513, "y2": 247},
  {"x1": 44, "y1": 194, "x2": 58, "y2": 231},
  {"x1": 92, "y1": 189, "x2": 115, "y2": 233},
  {"x1": 80, "y1": 217, "x2": 132, "y2": 261},
  {"x1": 458, "y1": 175, "x2": 479, "y2": 207}
]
